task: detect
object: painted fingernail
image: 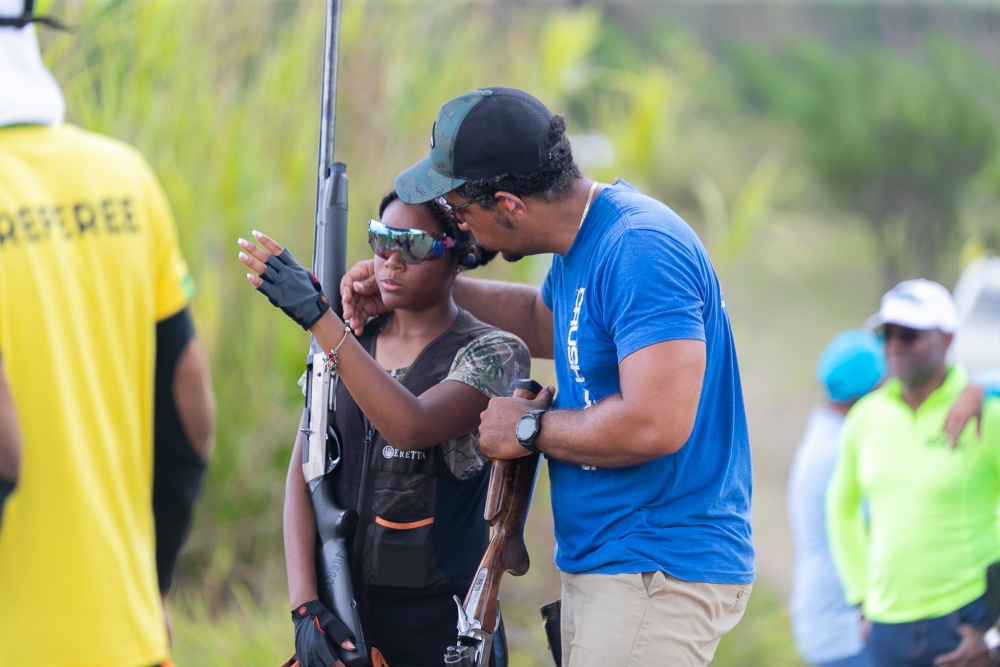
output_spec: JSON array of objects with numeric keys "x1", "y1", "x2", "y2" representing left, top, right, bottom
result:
[
  {"x1": 238, "y1": 237, "x2": 248, "y2": 247},
  {"x1": 246, "y1": 273, "x2": 255, "y2": 281},
  {"x1": 239, "y1": 252, "x2": 248, "y2": 261},
  {"x1": 252, "y1": 230, "x2": 262, "y2": 238},
  {"x1": 343, "y1": 640, "x2": 356, "y2": 650}
]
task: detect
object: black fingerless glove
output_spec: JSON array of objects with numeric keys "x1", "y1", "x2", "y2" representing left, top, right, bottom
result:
[
  {"x1": 291, "y1": 599, "x2": 355, "y2": 667},
  {"x1": 256, "y1": 249, "x2": 331, "y2": 330}
]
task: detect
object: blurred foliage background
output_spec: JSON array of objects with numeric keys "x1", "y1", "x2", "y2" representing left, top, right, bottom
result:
[{"x1": 36, "y1": 0, "x2": 1000, "y2": 665}]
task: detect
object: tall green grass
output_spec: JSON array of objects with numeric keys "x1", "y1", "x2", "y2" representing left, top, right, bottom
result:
[
  {"x1": 167, "y1": 580, "x2": 806, "y2": 667},
  {"x1": 38, "y1": 0, "x2": 806, "y2": 663}
]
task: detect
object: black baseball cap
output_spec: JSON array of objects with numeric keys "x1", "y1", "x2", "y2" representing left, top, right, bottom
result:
[
  {"x1": 0, "y1": 0, "x2": 67, "y2": 30},
  {"x1": 395, "y1": 87, "x2": 556, "y2": 203}
]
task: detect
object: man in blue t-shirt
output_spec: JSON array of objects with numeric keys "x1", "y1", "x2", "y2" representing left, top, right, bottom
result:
[{"x1": 343, "y1": 87, "x2": 754, "y2": 666}]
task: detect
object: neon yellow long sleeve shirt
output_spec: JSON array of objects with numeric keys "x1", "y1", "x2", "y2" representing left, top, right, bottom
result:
[{"x1": 826, "y1": 366, "x2": 1000, "y2": 623}]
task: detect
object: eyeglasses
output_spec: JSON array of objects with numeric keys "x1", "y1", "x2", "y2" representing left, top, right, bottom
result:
[
  {"x1": 435, "y1": 195, "x2": 476, "y2": 220},
  {"x1": 880, "y1": 326, "x2": 927, "y2": 345},
  {"x1": 367, "y1": 219, "x2": 456, "y2": 264}
]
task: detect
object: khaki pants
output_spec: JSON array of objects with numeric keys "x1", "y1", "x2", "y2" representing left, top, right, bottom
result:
[{"x1": 559, "y1": 571, "x2": 751, "y2": 667}]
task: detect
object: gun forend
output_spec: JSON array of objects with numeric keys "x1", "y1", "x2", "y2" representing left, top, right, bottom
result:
[
  {"x1": 455, "y1": 378, "x2": 545, "y2": 660},
  {"x1": 484, "y1": 379, "x2": 542, "y2": 519}
]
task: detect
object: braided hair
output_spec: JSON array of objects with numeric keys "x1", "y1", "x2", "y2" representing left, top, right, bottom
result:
[{"x1": 378, "y1": 190, "x2": 498, "y2": 270}]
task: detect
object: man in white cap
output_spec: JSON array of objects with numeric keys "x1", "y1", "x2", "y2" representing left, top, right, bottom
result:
[
  {"x1": 827, "y1": 279, "x2": 1000, "y2": 667},
  {"x1": 0, "y1": 3, "x2": 214, "y2": 666}
]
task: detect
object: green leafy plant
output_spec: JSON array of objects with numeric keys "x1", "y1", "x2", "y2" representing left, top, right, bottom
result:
[{"x1": 731, "y1": 39, "x2": 1000, "y2": 285}]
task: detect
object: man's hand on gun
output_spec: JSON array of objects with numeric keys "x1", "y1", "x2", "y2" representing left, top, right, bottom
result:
[
  {"x1": 479, "y1": 388, "x2": 555, "y2": 460},
  {"x1": 282, "y1": 600, "x2": 357, "y2": 667}
]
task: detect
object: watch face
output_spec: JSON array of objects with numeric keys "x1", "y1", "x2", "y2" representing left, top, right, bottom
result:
[{"x1": 516, "y1": 413, "x2": 538, "y2": 442}]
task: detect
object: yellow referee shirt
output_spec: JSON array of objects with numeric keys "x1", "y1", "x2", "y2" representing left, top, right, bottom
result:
[{"x1": 0, "y1": 124, "x2": 192, "y2": 667}]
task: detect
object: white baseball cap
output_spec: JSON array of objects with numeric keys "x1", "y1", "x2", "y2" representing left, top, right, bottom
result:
[
  {"x1": 0, "y1": 0, "x2": 66, "y2": 128},
  {"x1": 867, "y1": 279, "x2": 958, "y2": 333}
]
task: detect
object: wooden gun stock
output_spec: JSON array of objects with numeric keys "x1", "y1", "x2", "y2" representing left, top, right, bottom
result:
[
  {"x1": 451, "y1": 379, "x2": 544, "y2": 664},
  {"x1": 471, "y1": 455, "x2": 539, "y2": 628}
]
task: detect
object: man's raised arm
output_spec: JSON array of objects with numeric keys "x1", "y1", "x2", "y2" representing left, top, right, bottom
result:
[
  {"x1": 341, "y1": 260, "x2": 554, "y2": 358},
  {"x1": 453, "y1": 276, "x2": 553, "y2": 359}
]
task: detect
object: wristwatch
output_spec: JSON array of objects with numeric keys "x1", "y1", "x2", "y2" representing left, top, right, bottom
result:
[
  {"x1": 515, "y1": 409, "x2": 547, "y2": 454},
  {"x1": 984, "y1": 626, "x2": 1000, "y2": 659}
]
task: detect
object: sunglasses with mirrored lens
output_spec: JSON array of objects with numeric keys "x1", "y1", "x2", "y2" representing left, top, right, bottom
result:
[
  {"x1": 368, "y1": 219, "x2": 456, "y2": 264},
  {"x1": 880, "y1": 326, "x2": 926, "y2": 344}
]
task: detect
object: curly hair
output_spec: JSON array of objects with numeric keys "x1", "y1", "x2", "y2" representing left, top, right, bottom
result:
[
  {"x1": 456, "y1": 115, "x2": 582, "y2": 209},
  {"x1": 378, "y1": 190, "x2": 497, "y2": 270}
]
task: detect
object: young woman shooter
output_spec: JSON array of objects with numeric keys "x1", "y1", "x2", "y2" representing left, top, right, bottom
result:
[{"x1": 238, "y1": 192, "x2": 529, "y2": 667}]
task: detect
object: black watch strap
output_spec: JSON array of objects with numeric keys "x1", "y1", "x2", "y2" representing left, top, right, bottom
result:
[{"x1": 517, "y1": 409, "x2": 547, "y2": 454}]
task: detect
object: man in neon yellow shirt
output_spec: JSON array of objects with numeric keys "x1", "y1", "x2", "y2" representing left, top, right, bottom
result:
[
  {"x1": 0, "y1": 2, "x2": 214, "y2": 665},
  {"x1": 827, "y1": 279, "x2": 1000, "y2": 667}
]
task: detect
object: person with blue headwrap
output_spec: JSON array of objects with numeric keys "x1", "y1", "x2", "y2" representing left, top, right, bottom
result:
[{"x1": 788, "y1": 329, "x2": 885, "y2": 667}]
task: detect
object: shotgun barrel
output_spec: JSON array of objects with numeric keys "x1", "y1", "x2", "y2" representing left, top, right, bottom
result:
[{"x1": 300, "y1": 1, "x2": 367, "y2": 665}]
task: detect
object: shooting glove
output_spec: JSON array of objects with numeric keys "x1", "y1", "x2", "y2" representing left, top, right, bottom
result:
[
  {"x1": 291, "y1": 600, "x2": 356, "y2": 667},
  {"x1": 256, "y1": 249, "x2": 331, "y2": 330}
]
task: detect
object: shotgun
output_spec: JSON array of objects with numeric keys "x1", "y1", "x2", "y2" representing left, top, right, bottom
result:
[
  {"x1": 444, "y1": 379, "x2": 545, "y2": 667},
  {"x1": 299, "y1": 1, "x2": 367, "y2": 665}
]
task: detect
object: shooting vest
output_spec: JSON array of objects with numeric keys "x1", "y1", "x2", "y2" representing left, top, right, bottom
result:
[{"x1": 329, "y1": 309, "x2": 494, "y2": 599}]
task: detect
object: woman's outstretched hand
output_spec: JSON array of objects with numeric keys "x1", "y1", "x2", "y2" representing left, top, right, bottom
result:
[
  {"x1": 340, "y1": 259, "x2": 386, "y2": 335},
  {"x1": 238, "y1": 230, "x2": 331, "y2": 330}
]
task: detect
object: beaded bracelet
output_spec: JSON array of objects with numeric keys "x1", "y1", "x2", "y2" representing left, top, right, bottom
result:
[{"x1": 324, "y1": 325, "x2": 353, "y2": 373}]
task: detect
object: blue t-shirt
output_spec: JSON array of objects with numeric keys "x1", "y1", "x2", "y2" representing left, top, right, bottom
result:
[{"x1": 540, "y1": 180, "x2": 754, "y2": 584}]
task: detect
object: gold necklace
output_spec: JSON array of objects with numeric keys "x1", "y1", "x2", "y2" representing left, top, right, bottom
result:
[{"x1": 578, "y1": 181, "x2": 600, "y2": 230}]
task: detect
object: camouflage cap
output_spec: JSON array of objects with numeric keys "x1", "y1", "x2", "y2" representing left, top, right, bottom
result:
[{"x1": 395, "y1": 87, "x2": 556, "y2": 203}]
